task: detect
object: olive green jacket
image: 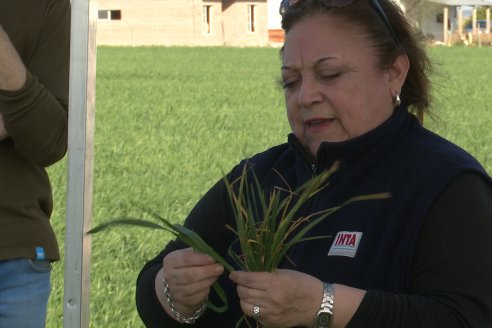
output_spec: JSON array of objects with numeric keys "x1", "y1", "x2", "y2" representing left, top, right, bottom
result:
[{"x1": 0, "y1": 0, "x2": 70, "y2": 261}]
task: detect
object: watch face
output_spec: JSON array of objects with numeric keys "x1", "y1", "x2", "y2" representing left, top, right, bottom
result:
[{"x1": 316, "y1": 312, "x2": 332, "y2": 327}]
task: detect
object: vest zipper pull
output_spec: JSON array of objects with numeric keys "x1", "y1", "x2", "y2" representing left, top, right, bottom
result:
[{"x1": 311, "y1": 164, "x2": 318, "y2": 178}]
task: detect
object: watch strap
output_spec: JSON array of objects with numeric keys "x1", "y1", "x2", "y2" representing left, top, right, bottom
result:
[{"x1": 314, "y1": 282, "x2": 334, "y2": 328}]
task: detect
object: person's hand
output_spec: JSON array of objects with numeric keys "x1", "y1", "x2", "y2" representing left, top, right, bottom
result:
[
  {"x1": 230, "y1": 269, "x2": 322, "y2": 328},
  {"x1": 159, "y1": 248, "x2": 224, "y2": 316},
  {"x1": 0, "y1": 114, "x2": 7, "y2": 140}
]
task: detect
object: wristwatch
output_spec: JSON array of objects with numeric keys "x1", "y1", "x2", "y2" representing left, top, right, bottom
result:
[{"x1": 314, "y1": 282, "x2": 334, "y2": 328}]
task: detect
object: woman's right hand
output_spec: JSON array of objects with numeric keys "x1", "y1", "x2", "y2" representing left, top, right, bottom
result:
[{"x1": 155, "y1": 247, "x2": 224, "y2": 318}]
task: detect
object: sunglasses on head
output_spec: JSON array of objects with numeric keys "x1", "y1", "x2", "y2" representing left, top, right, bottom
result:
[{"x1": 279, "y1": 0, "x2": 401, "y2": 44}]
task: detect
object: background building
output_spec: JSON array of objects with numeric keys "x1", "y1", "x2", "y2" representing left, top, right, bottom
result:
[
  {"x1": 401, "y1": 0, "x2": 492, "y2": 44},
  {"x1": 96, "y1": 0, "x2": 491, "y2": 47},
  {"x1": 96, "y1": 0, "x2": 269, "y2": 46}
]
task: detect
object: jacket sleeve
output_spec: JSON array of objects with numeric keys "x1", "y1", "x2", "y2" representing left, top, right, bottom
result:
[
  {"x1": 0, "y1": 0, "x2": 70, "y2": 166},
  {"x1": 347, "y1": 173, "x2": 492, "y2": 328}
]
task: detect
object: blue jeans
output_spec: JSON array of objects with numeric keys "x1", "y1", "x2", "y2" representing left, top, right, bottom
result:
[{"x1": 0, "y1": 258, "x2": 51, "y2": 328}]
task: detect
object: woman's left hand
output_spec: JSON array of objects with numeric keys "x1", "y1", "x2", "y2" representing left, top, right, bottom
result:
[{"x1": 229, "y1": 269, "x2": 322, "y2": 328}]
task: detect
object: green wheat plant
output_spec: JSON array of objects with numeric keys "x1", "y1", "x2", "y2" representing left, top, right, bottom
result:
[
  {"x1": 225, "y1": 161, "x2": 388, "y2": 272},
  {"x1": 89, "y1": 161, "x2": 390, "y2": 327}
]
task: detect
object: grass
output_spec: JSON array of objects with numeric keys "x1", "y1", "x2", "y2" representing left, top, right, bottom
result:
[
  {"x1": 425, "y1": 47, "x2": 492, "y2": 168},
  {"x1": 45, "y1": 46, "x2": 492, "y2": 327}
]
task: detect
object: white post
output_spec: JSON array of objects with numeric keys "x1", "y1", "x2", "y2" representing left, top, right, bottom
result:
[
  {"x1": 457, "y1": 6, "x2": 463, "y2": 39},
  {"x1": 486, "y1": 8, "x2": 491, "y2": 34},
  {"x1": 63, "y1": 0, "x2": 97, "y2": 327},
  {"x1": 443, "y1": 6, "x2": 449, "y2": 45},
  {"x1": 472, "y1": 7, "x2": 478, "y2": 35}
]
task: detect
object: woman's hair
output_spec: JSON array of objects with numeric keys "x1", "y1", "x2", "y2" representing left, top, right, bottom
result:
[{"x1": 280, "y1": 0, "x2": 433, "y2": 116}]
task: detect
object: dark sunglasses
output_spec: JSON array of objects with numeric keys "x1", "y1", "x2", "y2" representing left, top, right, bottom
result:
[{"x1": 279, "y1": 0, "x2": 401, "y2": 44}]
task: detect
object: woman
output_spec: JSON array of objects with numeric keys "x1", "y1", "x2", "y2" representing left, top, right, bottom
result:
[{"x1": 136, "y1": 0, "x2": 492, "y2": 327}]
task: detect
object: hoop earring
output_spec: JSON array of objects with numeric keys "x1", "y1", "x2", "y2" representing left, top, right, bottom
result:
[{"x1": 394, "y1": 93, "x2": 401, "y2": 108}]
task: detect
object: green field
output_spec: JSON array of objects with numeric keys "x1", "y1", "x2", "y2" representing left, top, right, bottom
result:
[{"x1": 46, "y1": 46, "x2": 492, "y2": 327}]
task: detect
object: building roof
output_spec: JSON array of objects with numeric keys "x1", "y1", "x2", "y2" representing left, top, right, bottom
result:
[{"x1": 427, "y1": 0, "x2": 492, "y2": 5}]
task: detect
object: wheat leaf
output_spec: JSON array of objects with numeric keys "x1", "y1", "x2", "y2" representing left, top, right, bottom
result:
[
  {"x1": 88, "y1": 212, "x2": 234, "y2": 313},
  {"x1": 205, "y1": 282, "x2": 228, "y2": 313},
  {"x1": 88, "y1": 218, "x2": 167, "y2": 234}
]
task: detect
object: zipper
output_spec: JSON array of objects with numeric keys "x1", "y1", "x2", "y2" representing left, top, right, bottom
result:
[
  {"x1": 311, "y1": 163, "x2": 318, "y2": 178},
  {"x1": 288, "y1": 134, "x2": 320, "y2": 179}
]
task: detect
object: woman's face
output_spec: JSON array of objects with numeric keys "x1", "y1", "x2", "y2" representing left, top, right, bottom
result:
[{"x1": 282, "y1": 14, "x2": 398, "y2": 156}]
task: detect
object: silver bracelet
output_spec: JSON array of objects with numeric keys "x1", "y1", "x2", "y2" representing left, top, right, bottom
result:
[{"x1": 162, "y1": 277, "x2": 206, "y2": 324}]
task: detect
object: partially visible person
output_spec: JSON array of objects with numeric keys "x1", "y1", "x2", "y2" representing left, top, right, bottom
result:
[
  {"x1": 0, "y1": 0, "x2": 70, "y2": 326},
  {"x1": 136, "y1": 0, "x2": 492, "y2": 327}
]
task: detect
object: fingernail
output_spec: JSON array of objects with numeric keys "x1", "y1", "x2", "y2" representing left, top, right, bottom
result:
[{"x1": 215, "y1": 264, "x2": 224, "y2": 274}]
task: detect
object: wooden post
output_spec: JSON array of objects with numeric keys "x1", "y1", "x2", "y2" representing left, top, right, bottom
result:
[{"x1": 63, "y1": 0, "x2": 97, "y2": 327}]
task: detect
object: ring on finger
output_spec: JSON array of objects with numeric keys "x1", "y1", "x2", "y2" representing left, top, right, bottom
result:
[{"x1": 252, "y1": 305, "x2": 260, "y2": 321}]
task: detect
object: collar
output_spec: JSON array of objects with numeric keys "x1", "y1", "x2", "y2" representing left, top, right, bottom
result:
[{"x1": 288, "y1": 106, "x2": 416, "y2": 172}]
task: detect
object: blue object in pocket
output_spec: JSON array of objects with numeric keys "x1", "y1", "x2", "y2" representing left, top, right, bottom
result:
[{"x1": 35, "y1": 247, "x2": 46, "y2": 260}]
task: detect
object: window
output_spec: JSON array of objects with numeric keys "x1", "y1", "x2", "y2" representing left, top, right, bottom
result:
[
  {"x1": 248, "y1": 5, "x2": 256, "y2": 33},
  {"x1": 98, "y1": 10, "x2": 121, "y2": 21},
  {"x1": 247, "y1": 5, "x2": 256, "y2": 33},
  {"x1": 203, "y1": 5, "x2": 213, "y2": 34}
]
